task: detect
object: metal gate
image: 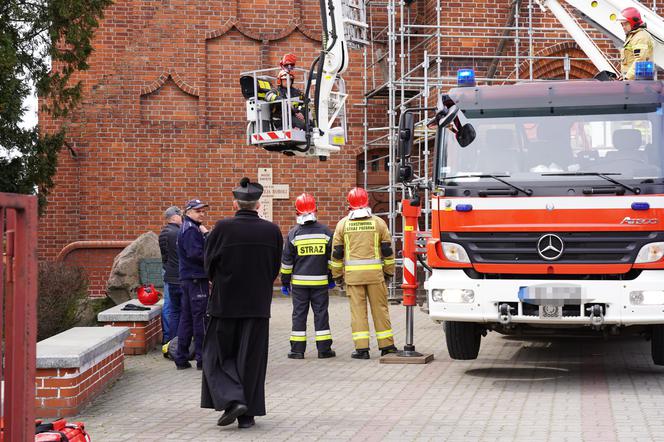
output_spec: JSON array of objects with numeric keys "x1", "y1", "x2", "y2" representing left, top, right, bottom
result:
[{"x1": 1, "y1": 193, "x2": 38, "y2": 442}]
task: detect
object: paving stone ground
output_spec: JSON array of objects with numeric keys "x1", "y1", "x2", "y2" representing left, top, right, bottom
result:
[{"x1": 74, "y1": 296, "x2": 664, "y2": 442}]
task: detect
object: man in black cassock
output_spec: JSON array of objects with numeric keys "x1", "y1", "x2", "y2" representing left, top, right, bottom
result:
[{"x1": 202, "y1": 177, "x2": 283, "y2": 429}]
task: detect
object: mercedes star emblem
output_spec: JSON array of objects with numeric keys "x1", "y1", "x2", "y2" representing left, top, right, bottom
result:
[{"x1": 537, "y1": 234, "x2": 564, "y2": 261}]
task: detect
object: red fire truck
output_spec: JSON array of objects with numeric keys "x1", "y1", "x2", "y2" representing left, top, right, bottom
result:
[{"x1": 399, "y1": 75, "x2": 664, "y2": 365}]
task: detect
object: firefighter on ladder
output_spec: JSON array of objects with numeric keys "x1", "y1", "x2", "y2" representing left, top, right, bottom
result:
[
  {"x1": 280, "y1": 193, "x2": 337, "y2": 359},
  {"x1": 331, "y1": 187, "x2": 398, "y2": 359},
  {"x1": 618, "y1": 7, "x2": 654, "y2": 80}
]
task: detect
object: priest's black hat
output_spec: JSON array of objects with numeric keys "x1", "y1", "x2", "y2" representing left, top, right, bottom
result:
[{"x1": 232, "y1": 177, "x2": 263, "y2": 201}]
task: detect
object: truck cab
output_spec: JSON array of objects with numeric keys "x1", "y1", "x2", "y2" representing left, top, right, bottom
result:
[{"x1": 424, "y1": 79, "x2": 664, "y2": 364}]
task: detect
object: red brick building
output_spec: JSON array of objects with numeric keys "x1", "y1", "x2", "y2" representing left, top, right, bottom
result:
[{"x1": 39, "y1": 0, "x2": 643, "y2": 296}]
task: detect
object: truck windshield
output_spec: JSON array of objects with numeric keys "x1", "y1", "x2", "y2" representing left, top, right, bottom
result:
[{"x1": 437, "y1": 104, "x2": 664, "y2": 185}]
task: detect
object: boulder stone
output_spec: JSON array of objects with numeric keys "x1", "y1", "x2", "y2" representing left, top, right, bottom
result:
[{"x1": 107, "y1": 232, "x2": 161, "y2": 304}]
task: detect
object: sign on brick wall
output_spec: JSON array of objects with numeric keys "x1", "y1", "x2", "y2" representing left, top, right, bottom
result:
[{"x1": 257, "y1": 168, "x2": 289, "y2": 221}]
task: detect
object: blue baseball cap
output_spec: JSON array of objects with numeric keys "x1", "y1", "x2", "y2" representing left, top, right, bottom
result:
[{"x1": 184, "y1": 199, "x2": 209, "y2": 212}]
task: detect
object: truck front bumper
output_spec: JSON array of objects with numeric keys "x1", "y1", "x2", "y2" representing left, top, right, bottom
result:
[{"x1": 425, "y1": 269, "x2": 664, "y2": 326}]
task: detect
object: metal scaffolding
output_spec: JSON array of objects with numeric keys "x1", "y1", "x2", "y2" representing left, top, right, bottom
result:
[{"x1": 360, "y1": 0, "x2": 620, "y2": 300}]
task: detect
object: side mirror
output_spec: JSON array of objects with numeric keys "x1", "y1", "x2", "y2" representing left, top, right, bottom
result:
[
  {"x1": 397, "y1": 111, "x2": 415, "y2": 183},
  {"x1": 437, "y1": 105, "x2": 459, "y2": 129},
  {"x1": 456, "y1": 123, "x2": 476, "y2": 147},
  {"x1": 398, "y1": 112, "x2": 414, "y2": 160}
]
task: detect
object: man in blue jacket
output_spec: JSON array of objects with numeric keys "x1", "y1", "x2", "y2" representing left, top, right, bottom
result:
[{"x1": 176, "y1": 198, "x2": 210, "y2": 370}]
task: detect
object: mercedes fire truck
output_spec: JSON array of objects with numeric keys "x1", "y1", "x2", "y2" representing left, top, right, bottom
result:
[{"x1": 411, "y1": 78, "x2": 664, "y2": 365}]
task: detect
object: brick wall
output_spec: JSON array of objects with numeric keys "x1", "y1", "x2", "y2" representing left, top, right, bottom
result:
[
  {"x1": 107, "y1": 317, "x2": 163, "y2": 355},
  {"x1": 35, "y1": 349, "x2": 124, "y2": 418},
  {"x1": 38, "y1": 1, "x2": 659, "y2": 297},
  {"x1": 59, "y1": 247, "x2": 127, "y2": 298}
]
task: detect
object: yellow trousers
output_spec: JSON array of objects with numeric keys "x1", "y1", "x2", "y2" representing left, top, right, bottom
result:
[{"x1": 347, "y1": 282, "x2": 394, "y2": 349}]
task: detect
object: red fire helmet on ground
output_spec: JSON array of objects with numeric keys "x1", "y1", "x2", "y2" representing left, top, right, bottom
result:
[
  {"x1": 137, "y1": 284, "x2": 160, "y2": 306},
  {"x1": 295, "y1": 193, "x2": 317, "y2": 215},
  {"x1": 347, "y1": 187, "x2": 369, "y2": 210}
]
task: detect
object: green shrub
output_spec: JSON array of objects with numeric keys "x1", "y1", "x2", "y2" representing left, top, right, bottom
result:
[{"x1": 37, "y1": 262, "x2": 89, "y2": 341}]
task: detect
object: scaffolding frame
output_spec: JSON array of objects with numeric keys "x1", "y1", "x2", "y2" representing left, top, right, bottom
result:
[{"x1": 360, "y1": 0, "x2": 623, "y2": 299}]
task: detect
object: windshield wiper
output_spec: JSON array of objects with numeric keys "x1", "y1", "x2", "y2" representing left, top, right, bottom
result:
[
  {"x1": 442, "y1": 174, "x2": 533, "y2": 196},
  {"x1": 541, "y1": 172, "x2": 641, "y2": 194}
]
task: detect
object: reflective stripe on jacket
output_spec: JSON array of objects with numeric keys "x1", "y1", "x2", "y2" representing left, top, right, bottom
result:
[
  {"x1": 621, "y1": 27, "x2": 654, "y2": 80},
  {"x1": 280, "y1": 221, "x2": 333, "y2": 287},
  {"x1": 331, "y1": 214, "x2": 395, "y2": 285}
]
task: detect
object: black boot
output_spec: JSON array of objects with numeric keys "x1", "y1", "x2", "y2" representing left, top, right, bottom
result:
[
  {"x1": 380, "y1": 345, "x2": 398, "y2": 356},
  {"x1": 238, "y1": 415, "x2": 255, "y2": 429},
  {"x1": 318, "y1": 349, "x2": 336, "y2": 359},
  {"x1": 217, "y1": 402, "x2": 248, "y2": 426},
  {"x1": 351, "y1": 348, "x2": 370, "y2": 360},
  {"x1": 287, "y1": 351, "x2": 304, "y2": 359}
]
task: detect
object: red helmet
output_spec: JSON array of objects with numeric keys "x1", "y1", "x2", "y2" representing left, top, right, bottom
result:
[
  {"x1": 347, "y1": 187, "x2": 369, "y2": 210},
  {"x1": 295, "y1": 193, "x2": 317, "y2": 215},
  {"x1": 280, "y1": 53, "x2": 297, "y2": 70},
  {"x1": 618, "y1": 7, "x2": 643, "y2": 28},
  {"x1": 277, "y1": 69, "x2": 294, "y2": 87},
  {"x1": 137, "y1": 284, "x2": 159, "y2": 306}
]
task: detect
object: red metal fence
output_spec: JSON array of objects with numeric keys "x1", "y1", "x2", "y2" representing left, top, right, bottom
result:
[{"x1": 1, "y1": 193, "x2": 38, "y2": 442}]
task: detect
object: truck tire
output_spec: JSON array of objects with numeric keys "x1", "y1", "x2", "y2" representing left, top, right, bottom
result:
[
  {"x1": 444, "y1": 321, "x2": 481, "y2": 360},
  {"x1": 652, "y1": 325, "x2": 664, "y2": 366}
]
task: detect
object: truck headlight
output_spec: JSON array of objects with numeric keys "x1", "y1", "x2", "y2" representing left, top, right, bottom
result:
[
  {"x1": 441, "y1": 242, "x2": 470, "y2": 263},
  {"x1": 635, "y1": 242, "x2": 664, "y2": 263},
  {"x1": 629, "y1": 290, "x2": 664, "y2": 305},
  {"x1": 431, "y1": 288, "x2": 475, "y2": 303}
]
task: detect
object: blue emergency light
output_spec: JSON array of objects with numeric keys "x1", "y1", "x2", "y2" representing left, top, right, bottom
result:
[
  {"x1": 455, "y1": 204, "x2": 473, "y2": 212},
  {"x1": 631, "y1": 202, "x2": 650, "y2": 211},
  {"x1": 634, "y1": 61, "x2": 655, "y2": 80},
  {"x1": 457, "y1": 69, "x2": 476, "y2": 87}
]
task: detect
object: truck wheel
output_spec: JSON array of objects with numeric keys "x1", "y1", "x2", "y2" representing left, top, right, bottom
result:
[
  {"x1": 652, "y1": 325, "x2": 664, "y2": 365},
  {"x1": 444, "y1": 321, "x2": 481, "y2": 360}
]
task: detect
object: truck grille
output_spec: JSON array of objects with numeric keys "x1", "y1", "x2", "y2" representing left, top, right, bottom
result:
[{"x1": 442, "y1": 231, "x2": 661, "y2": 264}]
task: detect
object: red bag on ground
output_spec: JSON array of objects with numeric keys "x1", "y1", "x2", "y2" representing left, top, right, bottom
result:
[{"x1": 35, "y1": 419, "x2": 91, "y2": 442}]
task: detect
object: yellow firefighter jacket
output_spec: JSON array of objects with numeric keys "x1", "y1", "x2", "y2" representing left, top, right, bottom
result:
[
  {"x1": 621, "y1": 27, "x2": 654, "y2": 80},
  {"x1": 331, "y1": 213, "x2": 395, "y2": 286}
]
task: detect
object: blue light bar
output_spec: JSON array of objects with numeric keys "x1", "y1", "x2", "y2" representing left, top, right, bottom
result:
[
  {"x1": 634, "y1": 61, "x2": 655, "y2": 80},
  {"x1": 456, "y1": 204, "x2": 473, "y2": 212},
  {"x1": 631, "y1": 202, "x2": 650, "y2": 211},
  {"x1": 457, "y1": 69, "x2": 476, "y2": 87}
]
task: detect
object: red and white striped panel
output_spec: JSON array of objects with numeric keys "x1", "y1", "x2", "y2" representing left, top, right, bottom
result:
[
  {"x1": 403, "y1": 257, "x2": 416, "y2": 285},
  {"x1": 252, "y1": 131, "x2": 292, "y2": 143}
]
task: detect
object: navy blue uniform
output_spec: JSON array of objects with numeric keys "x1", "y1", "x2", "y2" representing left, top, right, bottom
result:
[
  {"x1": 176, "y1": 215, "x2": 209, "y2": 368},
  {"x1": 281, "y1": 221, "x2": 333, "y2": 353}
]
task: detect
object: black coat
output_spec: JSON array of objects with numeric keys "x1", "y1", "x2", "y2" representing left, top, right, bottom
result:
[
  {"x1": 159, "y1": 223, "x2": 180, "y2": 284},
  {"x1": 204, "y1": 210, "x2": 283, "y2": 318}
]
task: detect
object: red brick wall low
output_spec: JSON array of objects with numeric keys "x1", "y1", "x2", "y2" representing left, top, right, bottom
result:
[
  {"x1": 35, "y1": 349, "x2": 125, "y2": 418},
  {"x1": 108, "y1": 317, "x2": 162, "y2": 355},
  {"x1": 60, "y1": 247, "x2": 126, "y2": 298}
]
